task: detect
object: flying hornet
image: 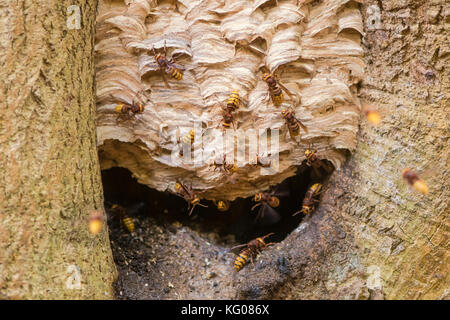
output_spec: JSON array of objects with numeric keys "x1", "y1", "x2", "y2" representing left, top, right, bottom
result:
[
  {"x1": 251, "y1": 183, "x2": 289, "y2": 225},
  {"x1": 402, "y1": 168, "x2": 429, "y2": 195}
]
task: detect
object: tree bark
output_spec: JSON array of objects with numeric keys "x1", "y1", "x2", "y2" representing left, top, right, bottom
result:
[{"x1": 0, "y1": 0, "x2": 117, "y2": 299}]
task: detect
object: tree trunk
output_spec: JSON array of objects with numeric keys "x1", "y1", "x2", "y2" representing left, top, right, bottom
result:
[{"x1": 0, "y1": 0, "x2": 117, "y2": 299}]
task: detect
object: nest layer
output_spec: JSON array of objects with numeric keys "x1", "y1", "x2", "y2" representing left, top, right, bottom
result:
[{"x1": 95, "y1": 0, "x2": 364, "y2": 200}]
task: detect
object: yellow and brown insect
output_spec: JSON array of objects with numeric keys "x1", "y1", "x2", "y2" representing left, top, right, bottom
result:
[
  {"x1": 178, "y1": 129, "x2": 195, "y2": 156},
  {"x1": 402, "y1": 168, "x2": 429, "y2": 195},
  {"x1": 226, "y1": 90, "x2": 240, "y2": 112},
  {"x1": 210, "y1": 155, "x2": 238, "y2": 174},
  {"x1": 293, "y1": 183, "x2": 322, "y2": 216},
  {"x1": 281, "y1": 108, "x2": 308, "y2": 140},
  {"x1": 115, "y1": 101, "x2": 145, "y2": 115},
  {"x1": 221, "y1": 90, "x2": 241, "y2": 129},
  {"x1": 304, "y1": 147, "x2": 333, "y2": 177},
  {"x1": 174, "y1": 181, "x2": 208, "y2": 215},
  {"x1": 214, "y1": 200, "x2": 230, "y2": 212},
  {"x1": 152, "y1": 40, "x2": 185, "y2": 87},
  {"x1": 231, "y1": 233, "x2": 275, "y2": 272},
  {"x1": 110, "y1": 204, "x2": 135, "y2": 233},
  {"x1": 262, "y1": 71, "x2": 294, "y2": 107},
  {"x1": 251, "y1": 184, "x2": 289, "y2": 225}
]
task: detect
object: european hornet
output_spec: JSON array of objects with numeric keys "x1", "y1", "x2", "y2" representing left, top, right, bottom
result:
[
  {"x1": 293, "y1": 183, "x2": 322, "y2": 216},
  {"x1": 262, "y1": 68, "x2": 295, "y2": 107},
  {"x1": 281, "y1": 108, "x2": 308, "y2": 140},
  {"x1": 402, "y1": 168, "x2": 429, "y2": 195},
  {"x1": 109, "y1": 203, "x2": 135, "y2": 233},
  {"x1": 88, "y1": 211, "x2": 103, "y2": 235},
  {"x1": 214, "y1": 200, "x2": 230, "y2": 212},
  {"x1": 178, "y1": 129, "x2": 195, "y2": 157},
  {"x1": 114, "y1": 101, "x2": 145, "y2": 116},
  {"x1": 304, "y1": 147, "x2": 333, "y2": 178},
  {"x1": 174, "y1": 181, "x2": 207, "y2": 215},
  {"x1": 152, "y1": 40, "x2": 185, "y2": 88},
  {"x1": 251, "y1": 184, "x2": 289, "y2": 225},
  {"x1": 231, "y1": 233, "x2": 275, "y2": 272},
  {"x1": 222, "y1": 90, "x2": 240, "y2": 129},
  {"x1": 210, "y1": 155, "x2": 238, "y2": 174}
]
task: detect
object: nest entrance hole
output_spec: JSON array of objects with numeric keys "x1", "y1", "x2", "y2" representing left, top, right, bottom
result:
[
  {"x1": 101, "y1": 164, "x2": 334, "y2": 298},
  {"x1": 101, "y1": 165, "x2": 334, "y2": 244}
]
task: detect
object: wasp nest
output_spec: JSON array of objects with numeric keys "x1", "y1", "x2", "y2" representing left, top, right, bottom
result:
[{"x1": 95, "y1": 0, "x2": 364, "y2": 201}]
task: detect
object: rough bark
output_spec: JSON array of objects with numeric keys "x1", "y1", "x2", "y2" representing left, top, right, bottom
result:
[{"x1": 0, "y1": 0, "x2": 117, "y2": 299}]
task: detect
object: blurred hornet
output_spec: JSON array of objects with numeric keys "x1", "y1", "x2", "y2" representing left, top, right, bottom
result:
[
  {"x1": 210, "y1": 155, "x2": 238, "y2": 174},
  {"x1": 214, "y1": 200, "x2": 230, "y2": 212},
  {"x1": 281, "y1": 108, "x2": 308, "y2": 140},
  {"x1": 362, "y1": 104, "x2": 381, "y2": 125},
  {"x1": 152, "y1": 40, "x2": 185, "y2": 87},
  {"x1": 232, "y1": 233, "x2": 275, "y2": 272},
  {"x1": 304, "y1": 147, "x2": 333, "y2": 177},
  {"x1": 262, "y1": 70, "x2": 294, "y2": 107},
  {"x1": 110, "y1": 203, "x2": 135, "y2": 233},
  {"x1": 402, "y1": 168, "x2": 429, "y2": 195},
  {"x1": 222, "y1": 90, "x2": 240, "y2": 129},
  {"x1": 89, "y1": 211, "x2": 103, "y2": 235},
  {"x1": 251, "y1": 184, "x2": 289, "y2": 225},
  {"x1": 174, "y1": 181, "x2": 207, "y2": 215},
  {"x1": 293, "y1": 183, "x2": 322, "y2": 216}
]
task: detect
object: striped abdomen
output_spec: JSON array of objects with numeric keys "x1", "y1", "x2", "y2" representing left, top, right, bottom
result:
[
  {"x1": 227, "y1": 90, "x2": 240, "y2": 111},
  {"x1": 234, "y1": 251, "x2": 249, "y2": 272},
  {"x1": 287, "y1": 118, "x2": 300, "y2": 135},
  {"x1": 263, "y1": 73, "x2": 283, "y2": 106},
  {"x1": 115, "y1": 104, "x2": 125, "y2": 114},
  {"x1": 122, "y1": 216, "x2": 135, "y2": 233},
  {"x1": 166, "y1": 66, "x2": 183, "y2": 80},
  {"x1": 182, "y1": 129, "x2": 195, "y2": 145},
  {"x1": 271, "y1": 88, "x2": 283, "y2": 106}
]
